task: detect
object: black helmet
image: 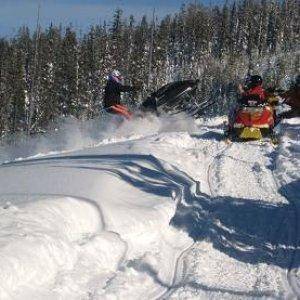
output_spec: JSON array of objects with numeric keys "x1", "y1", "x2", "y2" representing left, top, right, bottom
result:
[{"x1": 249, "y1": 75, "x2": 263, "y2": 88}]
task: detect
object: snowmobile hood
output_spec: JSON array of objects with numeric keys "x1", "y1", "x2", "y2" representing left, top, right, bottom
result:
[{"x1": 141, "y1": 80, "x2": 199, "y2": 113}]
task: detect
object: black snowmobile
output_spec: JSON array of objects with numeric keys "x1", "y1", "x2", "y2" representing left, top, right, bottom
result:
[
  {"x1": 103, "y1": 80, "x2": 214, "y2": 120},
  {"x1": 141, "y1": 79, "x2": 212, "y2": 116}
]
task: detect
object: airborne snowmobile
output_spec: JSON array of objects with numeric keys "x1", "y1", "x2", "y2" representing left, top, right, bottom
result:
[
  {"x1": 104, "y1": 79, "x2": 207, "y2": 120},
  {"x1": 141, "y1": 79, "x2": 216, "y2": 116},
  {"x1": 141, "y1": 79, "x2": 201, "y2": 115}
]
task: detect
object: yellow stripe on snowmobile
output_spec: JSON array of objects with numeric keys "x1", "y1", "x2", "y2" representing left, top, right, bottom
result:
[{"x1": 239, "y1": 127, "x2": 262, "y2": 140}]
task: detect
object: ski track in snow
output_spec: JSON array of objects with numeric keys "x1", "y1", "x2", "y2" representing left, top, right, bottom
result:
[
  {"x1": 189, "y1": 121, "x2": 300, "y2": 299},
  {"x1": 0, "y1": 116, "x2": 299, "y2": 299},
  {"x1": 273, "y1": 121, "x2": 300, "y2": 297},
  {"x1": 158, "y1": 140, "x2": 234, "y2": 300}
]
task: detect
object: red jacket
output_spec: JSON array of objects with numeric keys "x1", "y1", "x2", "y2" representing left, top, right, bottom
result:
[{"x1": 243, "y1": 86, "x2": 266, "y2": 102}]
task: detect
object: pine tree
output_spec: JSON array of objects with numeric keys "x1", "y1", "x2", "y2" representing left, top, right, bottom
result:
[
  {"x1": 0, "y1": 0, "x2": 299, "y2": 135},
  {"x1": 0, "y1": 39, "x2": 11, "y2": 133},
  {"x1": 6, "y1": 46, "x2": 26, "y2": 132},
  {"x1": 59, "y1": 27, "x2": 79, "y2": 116}
]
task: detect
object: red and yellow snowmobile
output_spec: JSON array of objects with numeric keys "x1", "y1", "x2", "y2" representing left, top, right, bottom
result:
[{"x1": 228, "y1": 95, "x2": 276, "y2": 140}]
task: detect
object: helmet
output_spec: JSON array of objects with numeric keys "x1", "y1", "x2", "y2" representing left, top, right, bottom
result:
[
  {"x1": 111, "y1": 70, "x2": 121, "y2": 78},
  {"x1": 249, "y1": 75, "x2": 263, "y2": 88},
  {"x1": 110, "y1": 70, "x2": 123, "y2": 83}
]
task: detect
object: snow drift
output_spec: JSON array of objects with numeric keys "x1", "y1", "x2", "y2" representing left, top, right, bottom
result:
[{"x1": 0, "y1": 116, "x2": 299, "y2": 299}]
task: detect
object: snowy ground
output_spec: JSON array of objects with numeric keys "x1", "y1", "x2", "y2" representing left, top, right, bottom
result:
[{"x1": 0, "y1": 115, "x2": 299, "y2": 299}]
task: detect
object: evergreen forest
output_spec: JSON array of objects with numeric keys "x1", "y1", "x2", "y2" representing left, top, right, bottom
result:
[{"x1": 0, "y1": 0, "x2": 299, "y2": 136}]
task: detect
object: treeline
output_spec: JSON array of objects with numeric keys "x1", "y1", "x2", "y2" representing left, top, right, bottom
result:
[{"x1": 0, "y1": 0, "x2": 299, "y2": 135}]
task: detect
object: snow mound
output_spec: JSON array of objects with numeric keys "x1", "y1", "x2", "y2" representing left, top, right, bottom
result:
[{"x1": 0, "y1": 150, "x2": 192, "y2": 299}]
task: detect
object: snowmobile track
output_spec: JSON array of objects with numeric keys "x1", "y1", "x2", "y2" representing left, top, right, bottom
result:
[
  {"x1": 272, "y1": 158, "x2": 300, "y2": 297},
  {"x1": 207, "y1": 143, "x2": 233, "y2": 197},
  {"x1": 209, "y1": 140, "x2": 300, "y2": 298},
  {"x1": 155, "y1": 242, "x2": 195, "y2": 300},
  {"x1": 156, "y1": 143, "x2": 233, "y2": 300}
]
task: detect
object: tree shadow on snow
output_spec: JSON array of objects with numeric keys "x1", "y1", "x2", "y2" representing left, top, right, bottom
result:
[
  {"x1": 2, "y1": 153, "x2": 299, "y2": 269},
  {"x1": 171, "y1": 179, "x2": 300, "y2": 270}
]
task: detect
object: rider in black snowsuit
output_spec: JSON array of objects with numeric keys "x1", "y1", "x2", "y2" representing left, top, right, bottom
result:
[{"x1": 103, "y1": 70, "x2": 140, "y2": 119}]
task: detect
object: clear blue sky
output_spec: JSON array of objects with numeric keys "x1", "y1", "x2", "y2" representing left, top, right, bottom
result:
[{"x1": 0, "y1": 0, "x2": 211, "y2": 37}]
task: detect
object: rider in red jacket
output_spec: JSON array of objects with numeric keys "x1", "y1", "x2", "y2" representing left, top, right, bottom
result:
[
  {"x1": 227, "y1": 75, "x2": 267, "y2": 131},
  {"x1": 238, "y1": 75, "x2": 266, "y2": 103}
]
